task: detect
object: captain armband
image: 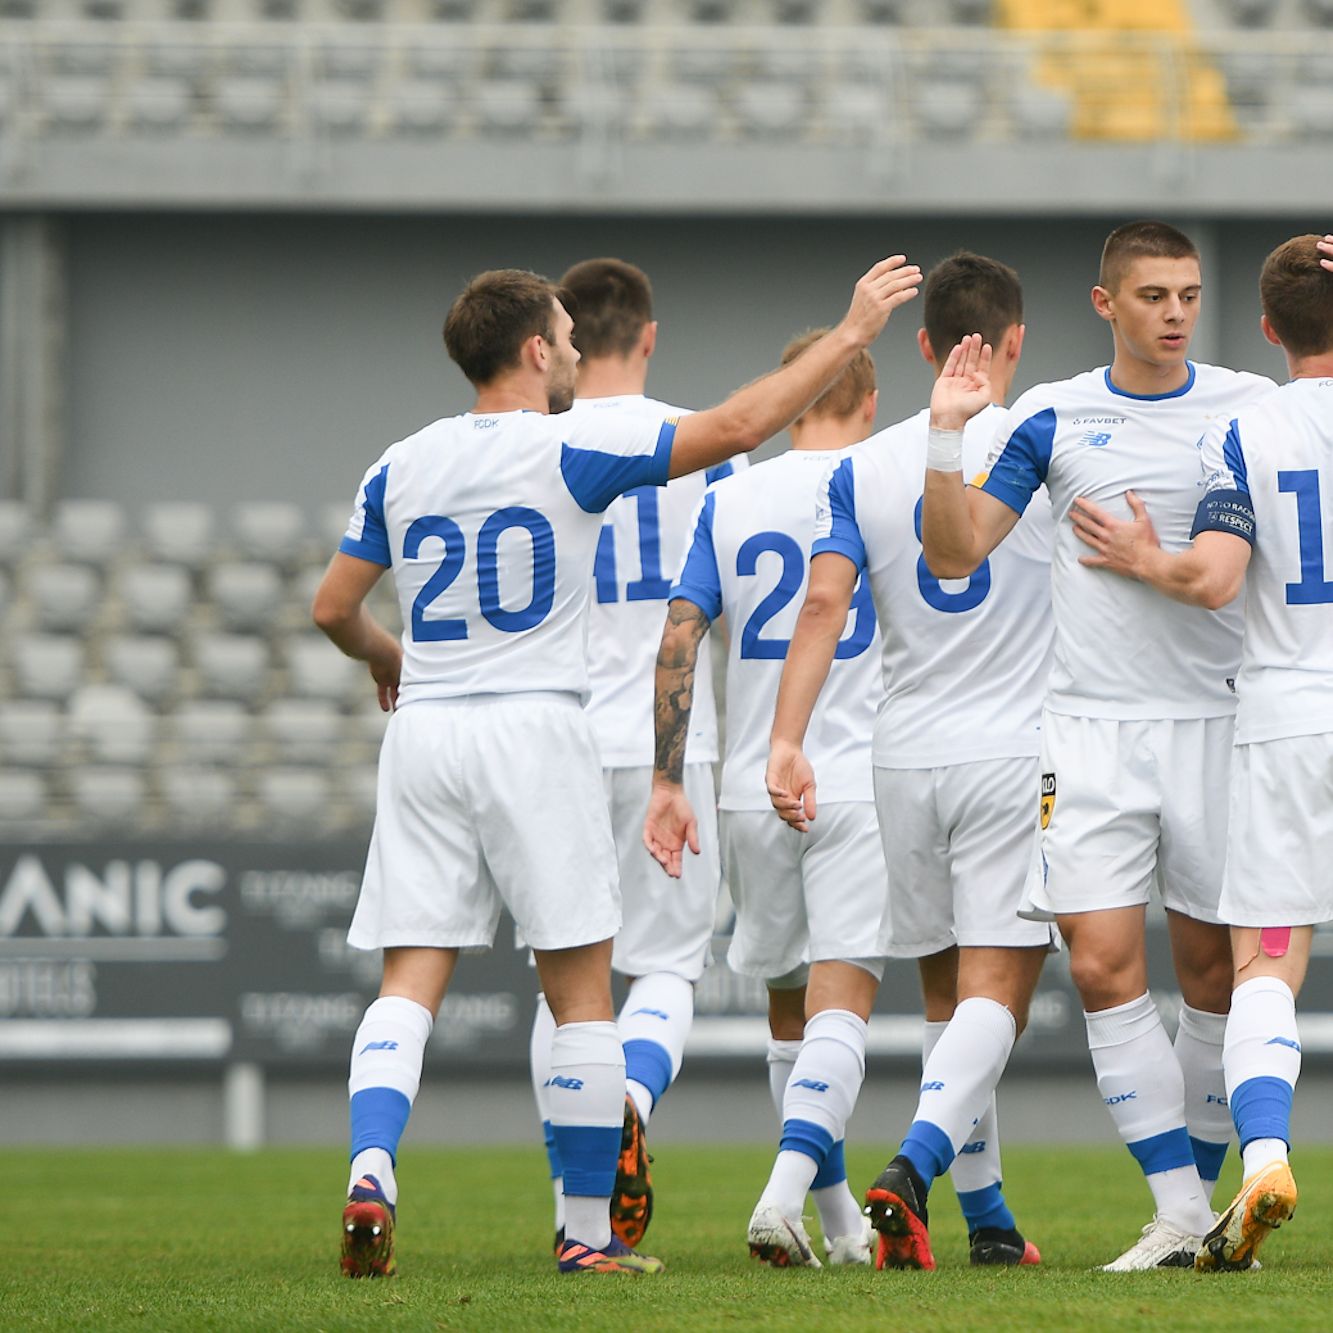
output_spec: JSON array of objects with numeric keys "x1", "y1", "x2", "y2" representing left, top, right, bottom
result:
[{"x1": 1190, "y1": 487, "x2": 1255, "y2": 545}]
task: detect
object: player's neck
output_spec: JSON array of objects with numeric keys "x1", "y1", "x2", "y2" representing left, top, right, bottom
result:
[
  {"x1": 787, "y1": 416, "x2": 868, "y2": 452},
  {"x1": 470, "y1": 381, "x2": 550, "y2": 415},
  {"x1": 576, "y1": 357, "x2": 647, "y2": 400},
  {"x1": 1285, "y1": 350, "x2": 1333, "y2": 380},
  {"x1": 1106, "y1": 344, "x2": 1192, "y2": 398}
]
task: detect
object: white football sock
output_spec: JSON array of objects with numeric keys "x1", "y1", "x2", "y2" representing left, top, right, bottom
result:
[
  {"x1": 923, "y1": 1018, "x2": 1004, "y2": 1197},
  {"x1": 347, "y1": 995, "x2": 434, "y2": 1207},
  {"x1": 530, "y1": 992, "x2": 563, "y2": 1231},
  {"x1": 619, "y1": 971, "x2": 694, "y2": 1126},
  {"x1": 547, "y1": 1020, "x2": 624, "y2": 1250},
  {"x1": 1225, "y1": 976, "x2": 1301, "y2": 1179},
  {"x1": 759, "y1": 1150, "x2": 820, "y2": 1220},
  {"x1": 1174, "y1": 1002, "x2": 1231, "y2": 1197},
  {"x1": 1085, "y1": 993, "x2": 1213, "y2": 1235},
  {"x1": 766, "y1": 1038, "x2": 802, "y2": 1123}
]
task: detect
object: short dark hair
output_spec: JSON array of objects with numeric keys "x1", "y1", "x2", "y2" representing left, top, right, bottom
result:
[
  {"x1": 1099, "y1": 221, "x2": 1200, "y2": 293},
  {"x1": 1260, "y1": 234, "x2": 1333, "y2": 360},
  {"x1": 780, "y1": 327, "x2": 876, "y2": 421},
  {"x1": 922, "y1": 251, "x2": 1024, "y2": 363},
  {"x1": 558, "y1": 257, "x2": 654, "y2": 359},
  {"x1": 443, "y1": 268, "x2": 563, "y2": 386}
]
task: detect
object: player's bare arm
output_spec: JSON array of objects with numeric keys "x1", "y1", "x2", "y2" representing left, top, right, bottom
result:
[
  {"x1": 644, "y1": 597, "x2": 712, "y2": 878},
  {"x1": 920, "y1": 334, "x2": 1021, "y2": 578},
  {"x1": 766, "y1": 552, "x2": 858, "y2": 834},
  {"x1": 667, "y1": 256, "x2": 920, "y2": 479},
  {"x1": 311, "y1": 551, "x2": 403, "y2": 711},
  {"x1": 1071, "y1": 491, "x2": 1252, "y2": 610}
]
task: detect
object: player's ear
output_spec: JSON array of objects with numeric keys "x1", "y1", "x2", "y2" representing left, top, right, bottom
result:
[
  {"x1": 1258, "y1": 313, "x2": 1283, "y2": 348},
  {"x1": 916, "y1": 327, "x2": 936, "y2": 369},
  {"x1": 641, "y1": 320, "x2": 658, "y2": 360},
  {"x1": 863, "y1": 389, "x2": 879, "y2": 424},
  {"x1": 527, "y1": 333, "x2": 549, "y2": 373},
  {"x1": 1091, "y1": 285, "x2": 1115, "y2": 323},
  {"x1": 1008, "y1": 323, "x2": 1026, "y2": 364}
]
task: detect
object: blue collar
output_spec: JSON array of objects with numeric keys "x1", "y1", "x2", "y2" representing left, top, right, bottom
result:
[{"x1": 1103, "y1": 362, "x2": 1196, "y2": 401}]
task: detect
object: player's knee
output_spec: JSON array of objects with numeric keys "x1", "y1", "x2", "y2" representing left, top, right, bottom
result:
[{"x1": 1067, "y1": 948, "x2": 1141, "y2": 1010}]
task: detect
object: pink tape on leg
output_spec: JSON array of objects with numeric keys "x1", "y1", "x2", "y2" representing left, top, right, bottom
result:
[{"x1": 1260, "y1": 926, "x2": 1292, "y2": 958}]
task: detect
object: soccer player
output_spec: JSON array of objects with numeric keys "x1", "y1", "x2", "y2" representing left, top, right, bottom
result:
[
  {"x1": 313, "y1": 256, "x2": 920, "y2": 1278},
  {"x1": 918, "y1": 221, "x2": 1276, "y2": 1270},
  {"x1": 1070, "y1": 232, "x2": 1333, "y2": 1271},
  {"x1": 645, "y1": 330, "x2": 886, "y2": 1269},
  {"x1": 527, "y1": 257, "x2": 741, "y2": 1252},
  {"x1": 768, "y1": 252, "x2": 1054, "y2": 1270}
]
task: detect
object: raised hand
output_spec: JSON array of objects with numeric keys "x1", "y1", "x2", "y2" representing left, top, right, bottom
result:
[
  {"x1": 643, "y1": 782, "x2": 700, "y2": 879},
  {"x1": 1319, "y1": 233, "x2": 1333, "y2": 274},
  {"x1": 929, "y1": 333, "x2": 994, "y2": 432},
  {"x1": 1071, "y1": 490, "x2": 1161, "y2": 578},
  {"x1": 840, "y1": 255, "x2": 922, "y2": 348},
  {"x1": 765, "y1": 740, "x2": 817, "y2": 833}
]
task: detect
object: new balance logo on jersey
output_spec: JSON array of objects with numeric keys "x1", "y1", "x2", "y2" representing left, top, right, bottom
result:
[
  {"x1": 1266, "y1": 1036, "x2": 1302, "y2": 1052},
  {"x1": 1079, "y1": 431, "x2": 1113, "y2": 448},
  {"x1": 792, "y1": 1078, "x2": 830, "y2": 1093},
  {"x1": 1206, "y1": 1093, "x2": 1228, "y2": 1106},
  {"x1": 1104, "y1": 1091, "x2": 1137, "y2": 1105},
  {"x1": 358, "y1": 1040, "x2": 399, "y2": 1054},
  {"x1": 959, "y1": 1141, "x2": 987, "y2": 1155},
  {"x1": 921, "y1": 1080, "x2": 945, "y2": 1092},
  {"x1": 545, "y1": 1075, "x2": 585, "y2": 1090},
  {"x1": 631, "y1": 1008, "x2": 670, "y2": 1021}
]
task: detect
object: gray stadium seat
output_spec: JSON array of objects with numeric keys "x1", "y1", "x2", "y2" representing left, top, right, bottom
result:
[
  {"x1": 159, "y1": 766, "x2": 237, "y2": 828},
  {"x1": 311, "y1": 83, "x2": 371, "y2": 136},
  {"x1": 53, "y1": 499, "x2": 126, "y2": 564},
  {"x1": 752, "y1": 49, "x2": 816, "y2": 85},
  {"x1": 0, "y1": 501, "x2": 32, "y2": 565},
  {"x1": 83, "y1": 0, "x2": 125, "y2": 17},
  {"x1": 341, "y1": 766, "x2": 378, "y2": 821},
  {"x1": 1011, "y1": 85, "x2": 1072, "y2": 139},
  {"x1": 916, "y1": 79, "x2": 984, "y2": 137},
  {"x1": 226, "y1": 45, "x2": 288, "y2": 77},
  {"x1": 507, "y1": 0, "x2": 556, "y2": 18},
  {"x1": 335, "y1": 0, "x2": 384, "y2": 17},
  {"x1": 128, "y1": 79, "x2": 194, "y2": 134},
  {"x1": 261, "y1": 697, "x2": 341, "y2": 763},
  {"x1": 474, "y1": 80, "x2": 542, "y2": 135},
  {"x1": 104, "y1": 634, "x2": 181, "y2": 704},
  {"x1": 0, "y1": 702, "x2": 65, "y2": 767},
  {"x1": 642, "y1": 83, "x2": 717, "y2": 139},
  {"x1": 53, "y1": 44, "x2": 117, "y2": 78},
  {"x1": 146, "y1": 44, "x2": 210, "y2": 82},
  {"x1": 770, "y1": 0, "x2": 817, "y2": 20},
  {"x1": 823, "y1": 83, "x2": 888, "y2": 142},
  {"x1": 258, "y1": 0, "x2": 298, "y2": 17},
  {"x1": 142, "y1": 502, "x2": 215, "y2": 568},
  {"x1": 231, "y1": 501, "x2": 306, "y2": 565},
  {"x1": 1307, "y1": 0, "x2": 1333, "y2": 25},
  {"x1": 859, "y1": 0, "x2": 907, "y2": 20},
  {"x1": 257, "y1": 767, "x2": 333, "y2": 826},
  {"x1": 172, "y1": 0, "x2": 210, "y2": 16},
  {"x1": 601, "y1": 0, "x2": 648, "y2": 18},
  {"x1": 68, "y1": 684, "x2": 156, "y2": 766},
  {"x1": 43, "y1": 76, "x2": 109, "y2": 133},
  {"x1": 27, "y1": 563, "x2": 101, "y2": 634},
  {"x1": 207, "y1": 562, "x2": 286, "y2": 634},
  {"x1": 286, "y1": 634, "x2": 363, "y2": 703},
  {"x1": 171, "y1": 700, "x2": 252, "y2": 763},
  {"x1": 12, "y1": 635, "x2": 85, "y2": 700},
  {"x1": 673, "y1": 48, "x2": 736, "y2": 84},
  {"x1": 0, "y1": 771, "x2": 47, "y2": 825},
  {"x1": 947, "y1": 0, "x2": 992, "y2": 23},
  {"x1": 493, "y1": 47, "x2": 563, "y2": 84},
  {"x1": 388, "y1": 80, "x2": 459, "y2": 136},
  {"x1": 683, "y1": 0, "x2": 739, "y2": 19},
  {"x1": 193, "y1": 633, "x2": 271, "y2": 701},
  {"x1": 216, "y1": 76, "x2": 285, "y2": 133},
  {"x1": 429, "y1": 0, "x2": 477, "y2": 16},
  {"x1": 318, "y1": 43, "x2": 379, "y2": 81},
  {"x1": 735, "y1": 83, "x2": 808, "y2": 138},
  {"x1": 1221, "y1": 0, "x2": 1273, "y2": 23},
  {"x1": 0, "y1": 0, "x2": 37, "y2": 17},
  {"x1": 119, "y1": 563, "x2": 193, "y2": 635},
  {"x1": 409, "y1": 46, "x2": 471, "y2": 81},
  {"x1": 70, "y1": 767, "x2": 146, "y2": 826},
  {"x1": 1288, "y1": 86, "x2": 1333, "y2": 140}
]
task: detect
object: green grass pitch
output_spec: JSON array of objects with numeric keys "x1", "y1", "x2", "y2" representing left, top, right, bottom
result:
[{"x1": 12, "y1": 1143, "x2": 1333, "y2": 1330}]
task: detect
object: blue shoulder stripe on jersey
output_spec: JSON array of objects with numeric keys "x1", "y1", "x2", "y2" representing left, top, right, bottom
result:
[
  {"x1": 560, "y1": 419, "x2": 676, "y2": 514},
  {"x1": 1221, "y1": 418, "x2": 1250, "y2": 495},
  {"x1": 1190, "y1": 487, "x2": 1256, "y2": 545},
  {"x1": 669, "y1": 490, "x2": 723, "y2": 622},
  {"x1": 338, "y1": 462, "x2": 391, "y2": 566},
  {"x1": 1103, "y1": 362, "x2": 1197, "y2": 401},
  {"x1": 810, "y1": 456, "x2": 867, "y2": 572},
  {"x1": 979, "y1": 406, "x2": 1056, "y2": 517},
  {"x1": 705, "y1": 459, "x2": 735, "y2": 485}
]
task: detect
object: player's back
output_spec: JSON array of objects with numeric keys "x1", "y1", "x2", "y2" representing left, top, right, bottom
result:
[
  {"x1": 674, "y1": 449, "x2": 880, "y2": 810},
  {"x1": 340, "y1": 407, "x2": 675, "y2": 705},
  {"x1": 1219, "y1": 377, "x2": 1333, "y2": 743},
  {"x1": 816, "y1": 404, "x2": 1053, "y2": 768},
  {"x1": 983, "y1": 362, "x2": 1276, "y2": 720}
]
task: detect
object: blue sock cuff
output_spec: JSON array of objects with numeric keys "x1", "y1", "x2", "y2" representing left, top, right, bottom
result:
[
  {"x1": 542, "y1": 1119, "x2": 562, "y2": 1180},
  {"x1": 1190, "y1": 1135, "x2": 1229, "y2": 1183},
  {"x1": 900, "y1": 1119, "x2": 955, "y2": 1182},
  {"x1": 811, "y1": 1139, "x2": 846, "y2": 1190},
  {"x1": 956, "y1": 1182, "x2": 1016, "y2": 1233},
  {"x1": 1231, "y1": 1075, "x2": 1295, "y2": 1150},
  {"x1": 779, "y1": 1117, "x2": 834, "y2": 1168},
  {"x1": 1126, "y1": 1126, "x2": 1196, "y2": 1176},
  {"x1": 551, "y1": 1123, "x2": 620, "y2": 1198},
  {"x1": 349, "y1": 1087, "x2": 412, "y2": 1162},
  {"x1": 623, "y1": 1038, "x2": 674, "y2": 1105}
]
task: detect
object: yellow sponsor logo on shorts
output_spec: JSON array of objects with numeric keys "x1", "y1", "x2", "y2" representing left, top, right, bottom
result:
[{"x1": 1040, "y1": 772, "x2": 1056, "y2": 830}]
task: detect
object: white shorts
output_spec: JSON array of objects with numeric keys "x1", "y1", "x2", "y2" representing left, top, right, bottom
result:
[
  {"x1": 874, "y1": 758, "x2": 1056, "y2": 956},
  {"x1": 606, "y1": 763, "x2": 719, "y2": 981},
  {"x1": 348, "y1": 693, "x2": 620, "y2": 953},
  {"x1": 721, "y1": 802, "x2": 889, "y2": 983},
  {"x1": 1025, "y1": 711, "x2": 1233, "y2": 923},
  {"x1": 1220, "y1": 733, "x2": 1333, "y2": 927}
]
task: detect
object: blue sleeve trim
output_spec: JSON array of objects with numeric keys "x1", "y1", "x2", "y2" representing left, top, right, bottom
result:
[
  {"x1": 669, "y1": 490, "x2": 723, "y2": 621},
  {"x1": 704, "y1": 459, "x2": 735, "y2": 485},
  {"x1": 560, "y1": 419, "x2": 677, "y2": 514},
  {"x1": 338, "y1": 535, "x2": 392, "y2": 566},
  {"x1": 978, "y1": 406, "x2": 1055, "y2": 518},
  {"x1": 1190, "y1": 487, "x2": 1256, "y2": 545},
  {"x1": 809, "y1": 536, "x2": 866, "y2": 567},
  {"x1": 1221, "y1": 419, "x2": 1250, "y2": 495},
  {"x1": 344, "y1": 463, "x2": 391, "y2": 566},
  {"x1": 820, "y1": 457, "x2": 867, "y2": 572}
]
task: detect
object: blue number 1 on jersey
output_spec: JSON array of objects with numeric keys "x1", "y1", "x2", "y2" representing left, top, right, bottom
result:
[
  {"x1": 1278, "y1": 470, "x2": 1333, "y2": 605},
  {"x1": 593, "y1": 487, "x2": 672, "y2": 604}
]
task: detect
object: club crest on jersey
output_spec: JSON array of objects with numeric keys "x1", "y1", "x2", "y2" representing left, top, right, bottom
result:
[{"x1": 1040, "y1": 772, "x2": 1056, "y2": 830}]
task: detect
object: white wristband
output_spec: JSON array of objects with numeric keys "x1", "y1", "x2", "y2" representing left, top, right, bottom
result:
[{"x1": 926, "y1": 426, "x2": 964, "y2": 472}]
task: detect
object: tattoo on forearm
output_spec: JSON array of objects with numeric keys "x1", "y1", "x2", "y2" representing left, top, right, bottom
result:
[{"x1": 654, "y1": 601, "x2": 710, "y2": 785}]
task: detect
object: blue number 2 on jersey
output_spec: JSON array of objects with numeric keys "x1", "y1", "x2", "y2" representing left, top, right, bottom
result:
[
  {"x1": 1278, "y1": 470, "x2": 1333, "y2": 605},
  {"x1": 736, "y1": 531, "x2": 875, "y2": 660},
  {"x1": 405, "y1": 507, "x2": 556, "y2": 641},
  {"x1": 913, "y1": 497, "x2": 992, "y2": 613}
]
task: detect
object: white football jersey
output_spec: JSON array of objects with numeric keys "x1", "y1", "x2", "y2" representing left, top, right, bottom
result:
[
  {"x1": 571, "y1": 394, "x2": 745, "y2": 768},
  {"x1": 340, "y1": 408, "x2": 677, "y2": 705},
  {"x1": 672, "y1": 448, "x2": 881, "y2": 811},
  {"x1": 980, "y1": 362, "x2": 1276, "y2": 720},
  {"x1": 1195, "y1": 377, "x2": 1333, "y2": 744},
  {"x1": 812, "y1": 405, "x2": 1054, "y2": 768}
]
